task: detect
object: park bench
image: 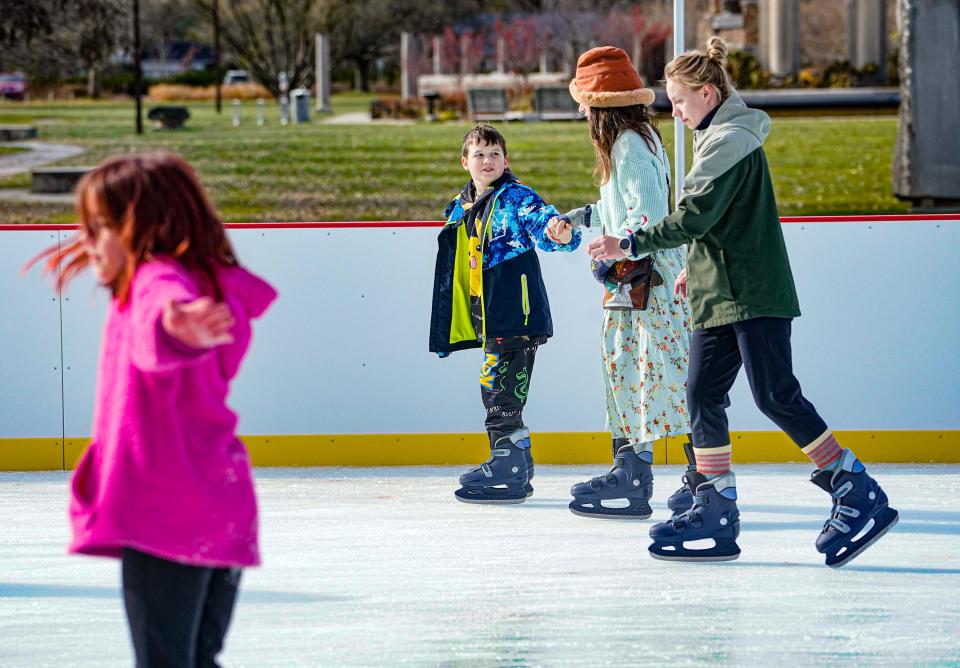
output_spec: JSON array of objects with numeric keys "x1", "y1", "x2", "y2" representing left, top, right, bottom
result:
[
  {"x1": 0, "y1": 125, "x2": 38, "y2": 141},
  {"x1": 147, "y1": 106, "x2": 191, "y2": 129},
  {"x1": 31, "y1": 167, "x2": 90, "y2": 194},
  {"x1": 533, "y1": 87, "x2": 584, "y2": 121},
  {"x1": 465, "y1": 88, "x2": 530, "y2": 122}
]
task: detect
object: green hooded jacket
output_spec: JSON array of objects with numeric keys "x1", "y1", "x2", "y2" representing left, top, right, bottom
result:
[{"x1": 630, "y1": 91, "x2": 800, "y2": 330}]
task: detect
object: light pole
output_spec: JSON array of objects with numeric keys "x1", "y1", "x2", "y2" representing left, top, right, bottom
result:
[
  {"x1": 133, "y1": 0, "x2": 143, "y2": 134},
  {"x1": 672, "y1": 0, "x2": 684, "y2": 202}
]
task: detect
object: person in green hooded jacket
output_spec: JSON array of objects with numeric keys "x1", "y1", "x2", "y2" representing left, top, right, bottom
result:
[{"x1": 588, "y1": 37, "x2": 898, "y2": 568}]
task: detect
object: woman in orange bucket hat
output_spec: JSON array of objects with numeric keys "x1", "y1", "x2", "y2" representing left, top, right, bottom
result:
[{"x1": 547, "y1": 46, "x2": 695, "y2": 520}]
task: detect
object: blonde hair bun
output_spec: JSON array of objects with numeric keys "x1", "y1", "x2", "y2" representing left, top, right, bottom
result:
[{"x1": 706, "y1": 36, "x2": 728, "y2": 67}]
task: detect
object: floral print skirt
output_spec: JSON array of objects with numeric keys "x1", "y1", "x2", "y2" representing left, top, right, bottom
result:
[{"x1": 600, "y1": 248, "x2": 691, "y2": 444}]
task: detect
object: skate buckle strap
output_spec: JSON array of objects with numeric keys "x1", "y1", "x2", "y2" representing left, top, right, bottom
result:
[
  {"x1": 672, "y1": 499, "x2": 704, "y2": 528},
  {"x1": 825, "y1": 482, "x2": 861, "y2": 532},
  {"x1": 590, "y1": 457, "x2": 626, "y2": 488},
  {"x1": 832, "y1": 481, "x2": 854, "y2": 498},
  {"x1": 492, "y1": 448, "x2": 511, "y2": 456},
  {"x1": 589, "y1": 474, "x2": 614, "y2": 488}
]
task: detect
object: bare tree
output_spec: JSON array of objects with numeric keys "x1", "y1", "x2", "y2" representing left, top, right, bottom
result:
[
  {"x1": 0, "y1": 1, "x2": 56, "y2": 46},
  {"x1": 194, "y1": 0, "x2": 321, "y2": 95},
  {"x1": 317, "y1": 0, "x2": 481, "y2": 91},
  {"x1": 0, "y1": 0, "x2": 123, "y2": 99},
  {"x1": 75, "y1": 0, "x2": 125, "y2": 98}
]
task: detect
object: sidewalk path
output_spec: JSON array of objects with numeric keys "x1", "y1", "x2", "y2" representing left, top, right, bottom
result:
[{"x1": 0, "y1": 141, "x2": 87, "y2": 178}]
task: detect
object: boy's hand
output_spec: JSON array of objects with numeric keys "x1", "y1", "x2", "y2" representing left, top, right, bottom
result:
[
  {"x1": 546, "y1": 216, "x2": 573, "y2": 244},
  {"x1": 162, "y1": 297, "x2": 235, "y2": 349},
  {"x1": 588, "y1": 235, "x2": 628, "y2": 262},
  {"x1": 674, "y1": 267, "x2": 688, "y2": 298}
]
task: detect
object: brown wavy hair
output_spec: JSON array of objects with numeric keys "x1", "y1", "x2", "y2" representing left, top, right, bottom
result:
[
  {"x1": 588, "y1": 104, "x2": 662, "y2": 186},
  {"x1": 29, "y1": 151, "x2": 237, "y2": 304}
]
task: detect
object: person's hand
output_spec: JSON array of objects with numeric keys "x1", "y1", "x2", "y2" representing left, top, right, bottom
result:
[
  {"x1": 546, "y1": 216, "x2": 573, "y2": 244},
  {"x1": 674, "y1": 267, "x2": 687, "y2": 298},
  {"x1": 587, "y1": 235, "x2": 628, "y2": 262},
  {"x1": 161, "y1": 297, "x2": 235, "y2": 349}
]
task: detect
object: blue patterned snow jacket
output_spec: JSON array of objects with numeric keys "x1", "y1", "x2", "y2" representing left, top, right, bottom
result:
[{"x1": 429, "y1": 178, "x2": 581, "y2": 356}]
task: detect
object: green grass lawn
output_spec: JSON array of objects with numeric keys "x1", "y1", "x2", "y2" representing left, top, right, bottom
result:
[
  {"x1": 0, "y1": 146, "x2": 27, "y2": 156},
  {"x1": 0, "y1": 95, "x2": 907, "y2": 224}
]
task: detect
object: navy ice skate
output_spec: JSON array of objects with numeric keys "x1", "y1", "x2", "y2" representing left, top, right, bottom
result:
[
  {"x1": 810, "y1": 448, "x2": 899, "y2": 568},
  {"x1": 568, "y1": 442, "x2": 654, "y2": 519},
  {"x1": 523, "y1": 447, "x2": 534, "y2": 497},
  {"x1": 455, "y1": 429, "x2": 531, "y2": 505},
  {"x1": 666, "y1": 441, "x2": 697, "y2": 519},
  {"x1": 648, "y1": 471, "x2": 741, "y2": 562}
]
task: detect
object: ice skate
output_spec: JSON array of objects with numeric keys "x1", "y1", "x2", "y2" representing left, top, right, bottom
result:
[
  {"x1": 648, "y1": 471, "x2": 741, "y2": 561},
  {"x1": 811, "y1": 448, "x2": 899, "y2": 568},
  {"x1": 523, "y1": 446, "x2": 534, "y2": 497},
  {"x1": 455, "y1": 429, "x2": 531, "y2": 504},
  {"x1": 568, "y1": 441, "x2": 654, "y2": 519},
  {"x1": 666, "y1": 441, "x2": 696, "y2": 519}
]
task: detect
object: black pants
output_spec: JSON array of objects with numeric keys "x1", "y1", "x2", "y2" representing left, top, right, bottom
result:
[
  {"x1": 688, "y1": 317, "x2": 828, "y2": 449},
  {"x1": 479, "y1": 344, "x2": 538, "y2": 444},
  {"x1": 122, "y1": 548, "x2": 241, "y2": 668}
]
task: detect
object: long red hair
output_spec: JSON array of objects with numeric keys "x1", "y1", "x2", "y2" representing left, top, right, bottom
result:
[{"x1": 32, "y1": 151, "x2": 237, "y2": 304}]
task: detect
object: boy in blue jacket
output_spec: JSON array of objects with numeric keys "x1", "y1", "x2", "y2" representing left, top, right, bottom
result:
[{"x1": 429, "y1": 124, "x2": 581, "y2": 504}]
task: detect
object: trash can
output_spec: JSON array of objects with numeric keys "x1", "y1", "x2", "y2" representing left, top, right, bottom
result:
[{"x1": 290, "y1": 88, "x2": 311, "y2": 124}]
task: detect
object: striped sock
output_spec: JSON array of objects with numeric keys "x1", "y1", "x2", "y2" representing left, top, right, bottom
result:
[
  {"x1": 694, "y1": 444, "x2": 732, "y2": 478},
  {"x1": 802, "y1": 430, "x2": 842, "y2": 470}
]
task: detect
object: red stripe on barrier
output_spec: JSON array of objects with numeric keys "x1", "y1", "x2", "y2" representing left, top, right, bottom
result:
[
  {"x1": 780, "y1": 213, "x2": 959, "y2": 223},
  {"x1": 1, "y1": 213, "x2": 957, "y2": 232},
  {"x1": 224, "y1": 221, "x2": 444, "y2": 229}
]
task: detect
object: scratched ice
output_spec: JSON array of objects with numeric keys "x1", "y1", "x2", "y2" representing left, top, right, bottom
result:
[{"x1": 1, "y1": 464, "x2": 958, "y2": 666}]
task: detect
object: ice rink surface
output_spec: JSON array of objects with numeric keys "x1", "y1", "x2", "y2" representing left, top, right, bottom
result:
[{"x1": 1, "y1": 464, "x2": 958, "y2": 667}]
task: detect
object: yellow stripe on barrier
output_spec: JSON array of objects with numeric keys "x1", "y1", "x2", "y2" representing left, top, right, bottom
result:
[
  {"x1": 0, "y1": 438, "x2": 64, "y2": 471},
  {"x1": 1, "y1": 431, "x2": 958, "y2": 471}
]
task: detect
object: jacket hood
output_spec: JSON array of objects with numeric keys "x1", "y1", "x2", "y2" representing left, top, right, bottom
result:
[
  {"x1": 220, "y1": 265, "x2": 277, "y2": 319},
  {"x1": 698, "y1": 90, "x2": 770, "y2": 146},
  {"x1": 683, "y1": 91, "x2": 770, "y2": 199}
]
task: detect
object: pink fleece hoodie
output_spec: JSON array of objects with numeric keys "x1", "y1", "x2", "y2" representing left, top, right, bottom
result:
[{"x1": 69, "y1": 258, "x2": 277, "y2": 568}]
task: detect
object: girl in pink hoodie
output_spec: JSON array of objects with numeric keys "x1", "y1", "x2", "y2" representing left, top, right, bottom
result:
[{"x1": 34, "y1": 152, "x2": 276, "y2": 666}]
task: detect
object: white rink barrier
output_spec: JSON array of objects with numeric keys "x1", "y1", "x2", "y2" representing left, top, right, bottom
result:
[{"x1": 1, "y1": 216, "x2": 958, "y2": 467}]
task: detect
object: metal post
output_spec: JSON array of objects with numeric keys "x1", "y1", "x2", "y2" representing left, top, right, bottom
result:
[
  {"x1": 278, "y1": 72, "x2": 289, "y2": 126},
  {"x1": 432, "y1": 36, "x2": 442, "y2": 74},
  {"x1": 133, "y1": 0, "x2": 143, "y2": 134},
  {"x1": 401, "y1": 32, "x2": 416, "y2": 100},
  {"x1": 848, "y1": 0, "x2": 886, "y2": 72},
  {"x1": 214, "y1": 0, "x2": 221, "y2": 114},
  {"x1": 315, "y1": 32, "x2": 332, "y2": 112},
  {"x1": 673, "y1": 0, "x2": 685, "y2": 201}
]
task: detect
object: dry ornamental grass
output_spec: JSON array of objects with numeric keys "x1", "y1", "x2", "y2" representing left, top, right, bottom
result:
[{"x1": 148, "y1": 83, "x2": 273, "y2": 102}]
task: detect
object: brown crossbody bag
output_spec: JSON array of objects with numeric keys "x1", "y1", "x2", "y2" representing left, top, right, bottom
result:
[{"x1": 601, "y1": 258, "x2": 664, "y2": 310}]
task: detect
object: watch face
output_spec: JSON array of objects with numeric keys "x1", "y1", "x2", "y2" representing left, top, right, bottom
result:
[{"x1": 619, "y1": 237, "x2": 631, "y2": 251}]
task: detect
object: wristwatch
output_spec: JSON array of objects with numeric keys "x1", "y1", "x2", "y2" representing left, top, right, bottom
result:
[{"x1": 618, "y1": 236, "x2": 633, "y2": 255}]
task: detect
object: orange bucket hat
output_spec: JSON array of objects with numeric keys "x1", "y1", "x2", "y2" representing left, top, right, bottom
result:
[{"x1": 568, "y1": 46, "x2": 655, "y2": 108}]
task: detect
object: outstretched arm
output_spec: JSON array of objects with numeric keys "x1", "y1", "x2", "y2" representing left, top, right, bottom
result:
[
  {"x1": 519, "y1": 191, "x2": 582, "y2": 252},
  {"x1": 162, "y1": 297, "x2": 235, "y2": 349}
]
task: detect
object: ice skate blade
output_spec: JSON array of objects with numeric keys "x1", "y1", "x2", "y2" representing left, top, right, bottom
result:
[
  {"x1": 826, "y1": 508, "x2": 899, "y2": 569},
  {"x1": 649, "y1": 550, "x2": 741, "y2": 563},
  {"x1": 568, "y1": 506, "x2": 652, "y2": 520},
  {"x1": 454, "y1": 487, "x2": 527, "y2": 505},
  {"x1": 455, "y1": 495, "x2": 526, "y2": 505}
]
